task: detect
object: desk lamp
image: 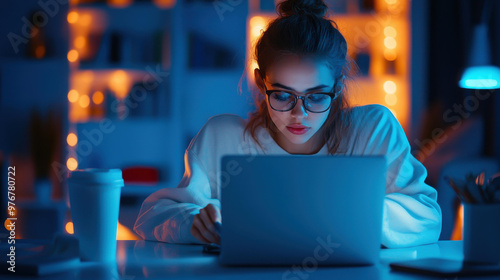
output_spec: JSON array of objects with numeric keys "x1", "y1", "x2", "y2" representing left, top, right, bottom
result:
[{"x1": 458, "y1": 0, "x2": 500, "y2": 89}]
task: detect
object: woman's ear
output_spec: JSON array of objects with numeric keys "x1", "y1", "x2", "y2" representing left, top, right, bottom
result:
[
  {"x1": 254, "y1": 68, "x2": 265, "y2": 93},
  {"x1": 333, "y1": 74, "x2": 345, "y2": 97}
]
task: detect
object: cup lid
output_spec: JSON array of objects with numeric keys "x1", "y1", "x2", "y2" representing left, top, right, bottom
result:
[{"x1": 68, "y1": 168, "x2": 124, "y2": 187}]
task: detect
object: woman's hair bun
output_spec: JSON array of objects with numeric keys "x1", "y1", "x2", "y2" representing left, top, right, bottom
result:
[{"x1": 277, "y1": 0, "x2": 328, "y2": 18}]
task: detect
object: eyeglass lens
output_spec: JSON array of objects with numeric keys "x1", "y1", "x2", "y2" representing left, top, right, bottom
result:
[{"x1": 269, "y1": 91, "x2": 332, "y2": 112}]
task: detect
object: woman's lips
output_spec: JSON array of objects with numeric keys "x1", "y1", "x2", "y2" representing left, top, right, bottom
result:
[{"x1": 286, "y1": 125, "x2": 310, "y2": 135}]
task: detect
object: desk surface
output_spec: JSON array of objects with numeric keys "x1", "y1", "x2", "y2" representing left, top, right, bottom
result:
[{"x1": 2, "y1": 240, "x2": 499, "y2": 280}]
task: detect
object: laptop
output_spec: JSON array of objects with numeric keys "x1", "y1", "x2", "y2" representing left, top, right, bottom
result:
[{"x1": 219, "y1": 155, "x2": 387, "y2": 266}]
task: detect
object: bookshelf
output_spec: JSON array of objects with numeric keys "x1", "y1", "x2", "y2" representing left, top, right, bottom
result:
[
  {"x1": 66, "y1": 2, "x2": 176, "y2": 185},
  {"x1": 66, "y1": 1, "x2": 250, "y2": 195}
]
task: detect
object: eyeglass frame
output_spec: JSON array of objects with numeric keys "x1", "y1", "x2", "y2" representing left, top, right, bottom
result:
[{"x1": 263, "y1": 82, "x2": 339, "y2": 113}]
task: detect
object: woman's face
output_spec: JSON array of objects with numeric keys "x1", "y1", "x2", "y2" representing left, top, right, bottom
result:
[{"x1": 257, "y1": 55, "x2": 336, "y2": 154}]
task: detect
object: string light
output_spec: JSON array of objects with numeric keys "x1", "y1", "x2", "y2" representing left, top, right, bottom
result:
[
  {"x1": 67, "y1": 158, "x2": 78, "y2": 171},
  {"x1": 384, "y1": 26, "x2": 397, "y2": 60},
  {"x1": 385, "y1": 94, "x2": 398, "y2": 106},
  {"x1": 384, "y1": 37, "x2": 397, "y2": 49},
  {"x1": 384, "y1": 49, "x2": 397, "y2": 61},
  {"x1": 92, "y1": 91, "x2": 104, "y2": 105},
  {"x1": 66, "y1": 222, "x2": 74, "y2": 234},
  {"x1": 68, "y1": 89, "x2": 79, "y2": 102},
  {"x1": 5, "y1": 219, "x2": 13, "y2": 231},
  {"x1": 79, "y1": 95, "x2": 90, "y2": 108},
  {"x1": 67, "y1": 49, "x2": 79, "y2": 62},
  {"x1": 383, "y1": 81, "x2": 397, "y2": 94},
  {"x1": 384, "y1": 26, "x2": 397, "y2": 38},
  {"x1": 67, "y1": 11, "x2": 79, "y2": 24},
  {"x1": 67, "y1": 133, "x2": 78, "y2": 147}
]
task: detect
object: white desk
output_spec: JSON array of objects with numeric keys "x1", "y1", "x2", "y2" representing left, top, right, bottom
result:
[{"x1": 2, "y1": 240, "x2": 500, "y2": 279}]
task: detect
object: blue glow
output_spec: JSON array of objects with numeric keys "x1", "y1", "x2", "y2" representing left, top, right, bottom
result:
[{"x1": 459, "y1": 66, "x2": 500, "y2": 89}]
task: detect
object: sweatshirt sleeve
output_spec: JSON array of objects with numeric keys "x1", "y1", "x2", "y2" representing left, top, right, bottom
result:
[
  {"x1": 356, "y1": 105, "x2": 442, "y2": 248},
  {"x1": 133, "y1": 126, "x2": 221, "y2": 244}
]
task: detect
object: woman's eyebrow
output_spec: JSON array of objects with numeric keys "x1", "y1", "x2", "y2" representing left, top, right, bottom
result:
[{"x1": 271, "y1": 82, "x2": 329, "y2": 92}]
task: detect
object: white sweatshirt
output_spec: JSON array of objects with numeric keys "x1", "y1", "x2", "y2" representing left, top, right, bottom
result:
[{"x1": 133, "y1": 104, "x2": 442, "y2": 248}]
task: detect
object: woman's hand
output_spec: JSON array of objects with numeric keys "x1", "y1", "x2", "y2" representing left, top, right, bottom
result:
[{"x1": 191, "y1": 203, "x2": 221, "y2": 244}]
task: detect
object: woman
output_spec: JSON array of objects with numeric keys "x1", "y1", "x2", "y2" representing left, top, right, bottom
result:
[{"x1": 134, "y1": 0, "x2": 441, "y2": 248}]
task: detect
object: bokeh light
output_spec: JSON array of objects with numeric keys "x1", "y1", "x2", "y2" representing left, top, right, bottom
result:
[
  {"x1": 385, "y1": 94, "x2": 398, "y2": 106},
  {"x1": 80, "y1": 14, "x2": 92, "y2": 27},
  {"x1": 92, "y1": 91, "x2": 104, "y2": 104},
  {"x1": 67, "y1": 49, "x2": 79, "y2": 62},
  {"x1": 67, "y1": 11, "x2": 79, "y2": 24},
  {"x1": 384, "y1": 37, "x2": 397, "y2": 49},
  {"x1": 5, "y1": 219, "x2": 13, "y2": 231},
  {"x1": 384, "y1": 80, "x2": 397, "y2": 94},
  {"x1": 67, "y1": 158, "x2": 78, "y2": 171},
  {"x1": 68, "y1": 89, "x2": 79, "y2": 103},
  {"x1": 67, "y1": 133, "x2": 78, "y2": 147},
  {"x1": 79, "y1": 95, "x2": 90, "y2": 108},
  {"x1": 109, "y1": 70, "x2": 130, "y2": 99},
  {"x1": 66, "y1": 222, "x2": 74, "y2": 234},
  {"x1": 35, "y1": 45, "x2": 46, "y2": 59},
  {"x1": 108, "y1": 0, "x2": 133, "y2": 8},
  {"x1": 384, "y1": 26, "x2": 397, "y2": 38},
  {"x1": 250, "y1": 16, "x2": 266, "y2": 38},
  {"x1": 384, "y1": 49, "x2": 397, "y2": 61}
]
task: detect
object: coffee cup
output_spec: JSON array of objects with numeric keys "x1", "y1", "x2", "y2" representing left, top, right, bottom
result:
[{"x1": 68, "y1": 169, "x2": 124, "y2": 262}]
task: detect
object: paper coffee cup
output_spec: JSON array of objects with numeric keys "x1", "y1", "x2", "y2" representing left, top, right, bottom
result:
[{"x1": 68, "y1": 169, "x2": 124, "y2": 262}]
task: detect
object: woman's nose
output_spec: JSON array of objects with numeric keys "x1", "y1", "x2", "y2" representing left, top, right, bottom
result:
[{"x1": 291, "y1": 98, "x2": 308, "y2": 118}]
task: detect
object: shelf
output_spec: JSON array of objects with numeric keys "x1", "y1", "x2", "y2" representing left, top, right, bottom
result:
[
  {"x1": 74, "y1": 2, "x2": 172, "y2": 9},
  {"x1": 72, "y1": 2, "x2": 173, "y2": 28},
  {"x1": 78, "y1": 63, "x2": 167, "y2": 71},
  {"x1": 72, "y1": 67, "x2": 167, "y2": 84}
]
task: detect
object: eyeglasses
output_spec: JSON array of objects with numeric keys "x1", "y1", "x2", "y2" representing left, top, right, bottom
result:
[{"x1": 263, "y1": 83, "x2": 337, "y2": 113}]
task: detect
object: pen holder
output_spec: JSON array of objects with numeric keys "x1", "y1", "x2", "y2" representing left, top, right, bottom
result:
[{"x1": 463, "y1": 203, "x2": 500, "y2": 264}]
